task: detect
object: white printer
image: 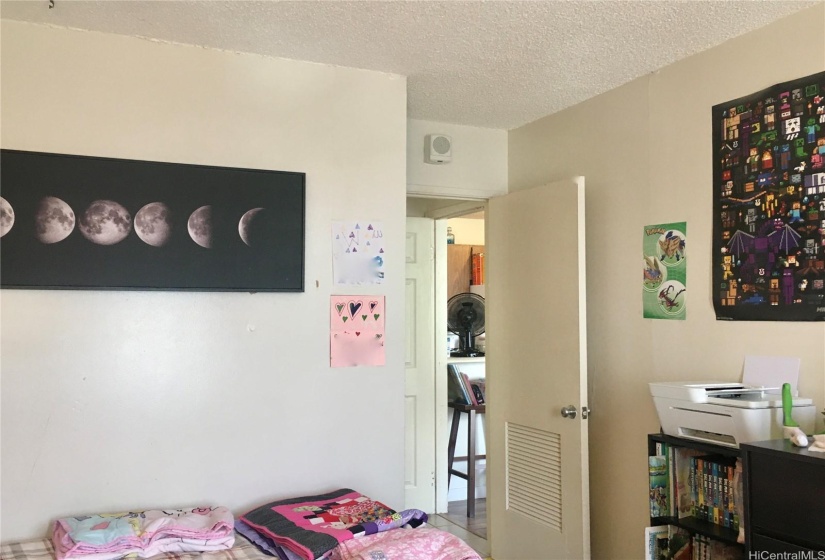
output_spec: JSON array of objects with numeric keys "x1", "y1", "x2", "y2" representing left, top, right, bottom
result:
[{"x1": 650, "y1": 381, "x2": 816, "y2": 447}]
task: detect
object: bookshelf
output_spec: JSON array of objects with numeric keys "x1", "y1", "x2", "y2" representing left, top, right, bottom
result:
[
  {"x1": 647, "y1": 433, "x2": 743, "y2": 557},
  {"x1": 648, "y1": 433, "x2": 825, "y2": 558}
]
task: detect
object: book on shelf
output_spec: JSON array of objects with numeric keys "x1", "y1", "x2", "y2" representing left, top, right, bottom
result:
[
  {"x1": 470, "y1": 380, "x2": 485, "y2": 404},
  {"x1": 471, "y1": 252, "x2": 485, "y2": 285},
  {"x1": 652, "y1": 441, "x2": 676, "y2": 517},
  {"x1": 692, "y1": 533, "x2": 743, "y2": 560},
  {"x1": 667, "y1": 526, "x2": 692, "y2": 560},
  {"x1": 461, "y1": 372, "x2": 478, "y2": 405},
  {"x1": 645, "y1": 525, "x2": 743, "y2": 560},
  {"x1": 732, "y1": 459, "x2": 744, "y2": 544},
  {"x1": 447, "y1": 364, "x2": 472, "y2": 405},
  {"x1": 649, "y1": 455, "x2": 669, "y2": 518},
  {"x1": 672, "y1": 447, "x2": 704, "y2": 519},
  {"x1": 645, "y1": 526, "x2": 669, "y2": 560}
]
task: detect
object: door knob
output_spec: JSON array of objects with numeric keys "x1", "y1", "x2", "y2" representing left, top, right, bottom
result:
[{"x1": 560, "y1": 405, "x2": 577, "y2": 419}]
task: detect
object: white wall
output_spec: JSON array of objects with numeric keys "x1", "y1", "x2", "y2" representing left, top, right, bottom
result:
[
  {"x1": 407, "y1": 119, "x2": 507, "y2": 199},
  {"x1": 0, "y1": 21, "x2": 407, "y2": 541},
  {"x1": 508, "y1": 6, "x2": 825, "y2": 559}
]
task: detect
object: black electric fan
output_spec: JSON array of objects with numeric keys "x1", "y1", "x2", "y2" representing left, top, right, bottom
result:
[{"x1": 447, "y1": 292, "x2": 486, "y2": 357}]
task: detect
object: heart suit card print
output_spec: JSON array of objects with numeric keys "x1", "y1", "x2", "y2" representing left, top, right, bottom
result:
[{"x1": 330, "y1": 296, "x2": 385, "y2": 367}]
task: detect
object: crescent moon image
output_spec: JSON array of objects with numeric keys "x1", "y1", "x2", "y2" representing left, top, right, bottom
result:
[
  {"x1": 0, "y1": 196, "x2": 15, "y2": 238},
  {"x1": 135, "y1": 202, "x2": 172, "y2": 247},
  {"x1": 79, "y1": 200, "x2": 132, "y2": 245},
  {"x1": 35, "y1": 196, "x2": 75, "y2": 244},
  {"x1": 188, "y1": 205, "x2": 212, "y2": 248},
  {"x1": 238, "y1": 207, "x2": 264, "y2": 246}
]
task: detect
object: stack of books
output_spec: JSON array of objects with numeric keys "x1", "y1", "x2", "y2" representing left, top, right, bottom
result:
[
  {"x1": 690, "y1": 455, "x2": 739, "y2": 531},
  {"x1": 447, "y1": 364, "x2": 486, "y2": 405},
  {"x1": 645, "y1": 526, "x2": 742, "y2": 560},
  {"x1": 691, "y1": 534, "x2": 742, "y2": 560},
  {"x1": 649, "y1": 443, "x2": 740, "y2": 528},
  {"x1": 471, "y1": 252, "x2": 485, "y2": 285}
]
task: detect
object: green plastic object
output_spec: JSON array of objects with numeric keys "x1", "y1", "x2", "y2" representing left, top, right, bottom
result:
[{"x1": 782, "y1": 382, "x2": 799, "y2": 427}]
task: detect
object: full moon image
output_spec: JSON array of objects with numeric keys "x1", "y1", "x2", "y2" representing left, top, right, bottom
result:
[
  {"x1": 0, "y1": 196, "x2": 14, "y2": 237},
  {"x1": 135, "y1": 202, "x2": 172, "y2": 247},
  {"x1": 238, "y1": 208, "x2": 264, "y2": 246},
  {"x1": 35, "y1": 196, "x2": 75, "y2": 244},
  {"x1": 79, "y1": 200, "x2": 132, "y2": 245},
  {"x1": 188, "y1": 205, "x2": 212, "y2": 248}
]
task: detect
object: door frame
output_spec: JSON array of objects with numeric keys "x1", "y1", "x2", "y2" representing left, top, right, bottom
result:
[{"x1": 407, "y1": 197, "x2": 488, "y2": 514}]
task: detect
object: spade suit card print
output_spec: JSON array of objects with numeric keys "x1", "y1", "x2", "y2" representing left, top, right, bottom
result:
[{"x1": 332, "y1": 221, "x2": 385, "y2": 285}]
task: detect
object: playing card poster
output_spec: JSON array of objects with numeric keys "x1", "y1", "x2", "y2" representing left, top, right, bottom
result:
[
  {"x1": 712, "y1": 72, "x2": 825, "y2": 321},
  {"x1": 330, "y1": 295, "x2": 385, "y2": 367},
  {"x1": 332, "y1": 221, "x2": 385, "y2": 285},
  {"x1": 643, "y1": 222, "x2": 687, "y2": 320}
]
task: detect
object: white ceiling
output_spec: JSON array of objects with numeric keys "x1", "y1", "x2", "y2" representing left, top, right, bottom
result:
[{"x1": 1, "y1": 0, "x2": 820, "y2": 130}]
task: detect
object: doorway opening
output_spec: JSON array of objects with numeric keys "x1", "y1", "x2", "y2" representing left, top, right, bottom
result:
[
  {"x1": 409, "y1": 178, "x2": 592, "y2": 559},
  {"x1": 406, "y1": 196, "x2": 488, "y2": 540}
]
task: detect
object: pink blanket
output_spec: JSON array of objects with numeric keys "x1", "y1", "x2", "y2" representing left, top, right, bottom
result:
[
  {"x1": 240, "y1": 488, "x2": 427, "y2": 560},
  {"x1": 52, "y1": 506, "x2": 235, "y2": 560},
  {"x1": 328, "y1": 527, "x2": 482, "y2": 560}
]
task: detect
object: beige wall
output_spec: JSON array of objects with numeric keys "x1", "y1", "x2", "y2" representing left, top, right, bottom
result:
[
  {"x1": 508, "y1": 5, "x2": 825, "y2": 558},
  {"x1": 1, "y1": 21, "x2": 407, "y2": 541},
  {"x1": 447, "y1": 218, "x2": 485, "y2": 246}
]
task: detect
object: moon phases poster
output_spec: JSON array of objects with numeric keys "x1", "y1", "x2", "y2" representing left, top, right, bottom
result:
[{"x1": 0, "y1": 149, "x2": 305, "y2": 291}]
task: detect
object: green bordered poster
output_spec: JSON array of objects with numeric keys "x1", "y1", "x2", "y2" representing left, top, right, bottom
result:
[{"x1": 644, "y1": 222, "x2": 687, "y2": 320}]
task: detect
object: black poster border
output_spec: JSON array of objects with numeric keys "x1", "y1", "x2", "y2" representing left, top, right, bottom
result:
[{"x1": 0, "y1": 149, "x2": 306, "y2": 292}]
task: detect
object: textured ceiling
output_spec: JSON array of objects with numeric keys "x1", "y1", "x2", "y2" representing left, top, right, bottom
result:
[{"x1": 1, "y1": 0, "x2": 820, "y2": 129}]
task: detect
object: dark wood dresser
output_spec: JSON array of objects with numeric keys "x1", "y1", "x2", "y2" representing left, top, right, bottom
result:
[{"x1": 741, "y1": 439, "x2": 825, "y2": 553}]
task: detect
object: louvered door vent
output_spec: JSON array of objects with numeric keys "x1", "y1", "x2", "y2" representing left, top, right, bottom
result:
[{"x1": 505, "y1": 422, "x2": 562, "y2": 531}]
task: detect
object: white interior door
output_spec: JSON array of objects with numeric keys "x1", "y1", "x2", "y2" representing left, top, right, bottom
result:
[
  {"x1": 404, "y1": 217, "x2": 436, "y2": 511},
  {"x1": 487, "y1": 177, "x2": 590, "y2": 559}
]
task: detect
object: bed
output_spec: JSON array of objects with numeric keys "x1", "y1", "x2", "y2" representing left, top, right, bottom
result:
[
  {"x1": 0, "y1": 534, "x2": 264, "y2": 560},
  {"x1": 1, "y1": 530, "x2": 481, "y2": 560},
  {"x1": 0, "y1": 489, "x2": 482, "y2": 560}
]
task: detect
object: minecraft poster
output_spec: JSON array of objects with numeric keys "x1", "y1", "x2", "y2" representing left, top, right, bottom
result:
[
  {"x1": 643, "y1": 222, "x2": 687, "y2": 320},
  {"x1": 713, "y1": 71, "x2": 825, "y2": 321}
]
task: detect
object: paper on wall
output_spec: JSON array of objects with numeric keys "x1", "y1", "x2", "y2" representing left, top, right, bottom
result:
[
  {"x1": 330, "y1": 295, "x2": 385, "y2": 368},
  {"x1": 332, "y1": 221, "x2": 385, "y2": 285}
]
